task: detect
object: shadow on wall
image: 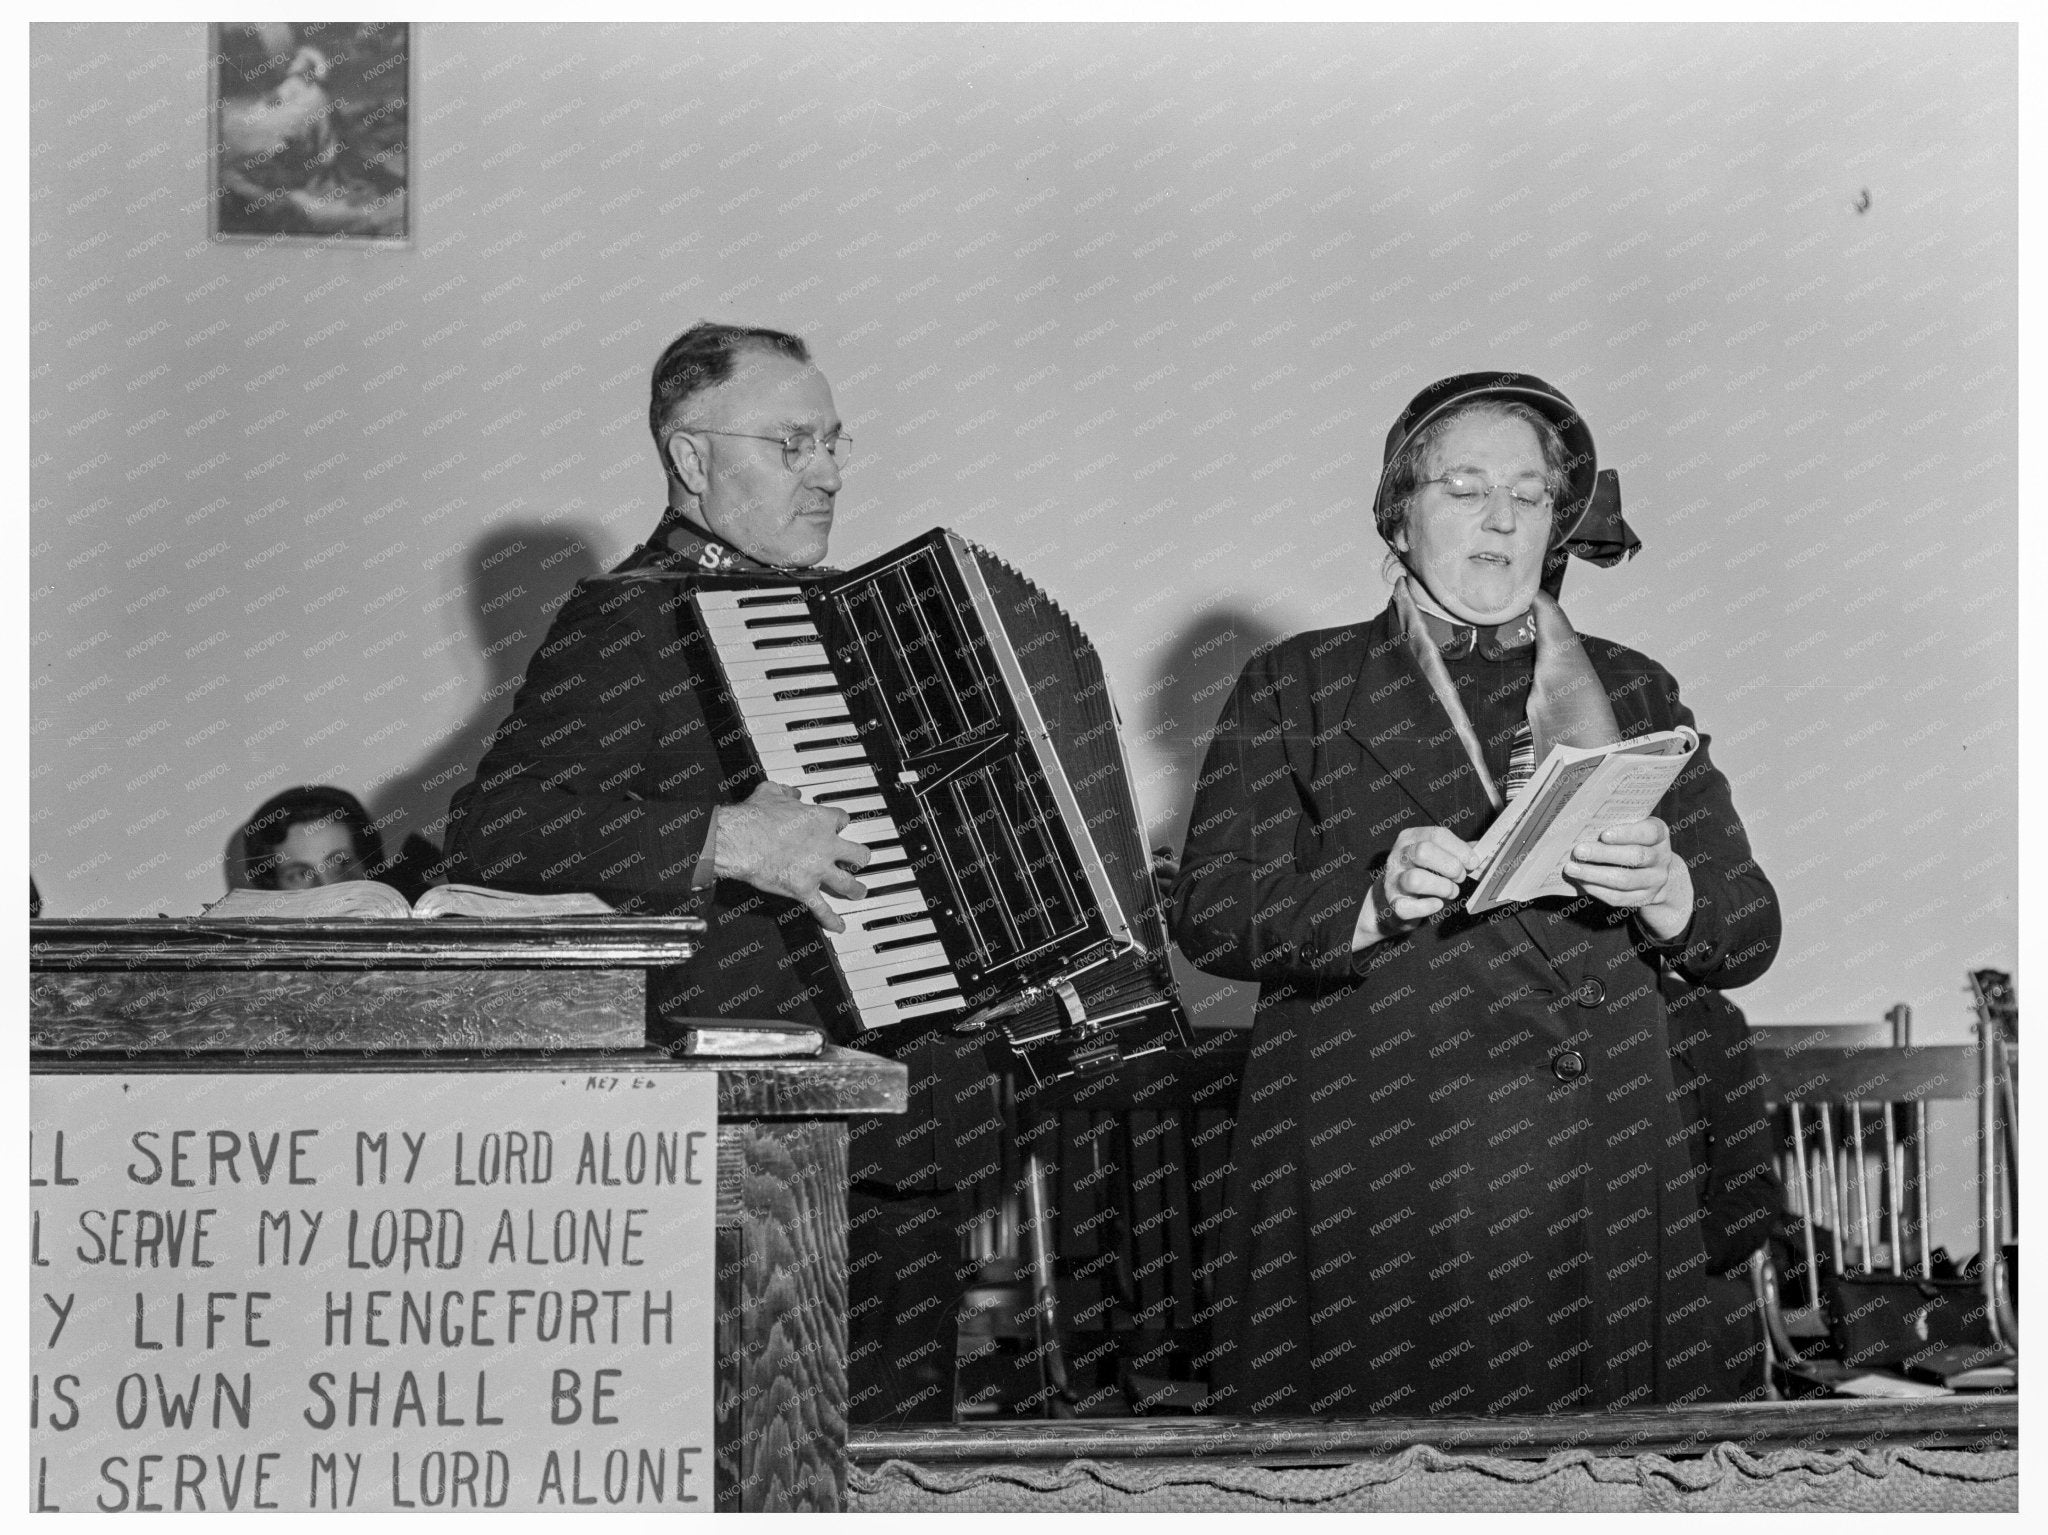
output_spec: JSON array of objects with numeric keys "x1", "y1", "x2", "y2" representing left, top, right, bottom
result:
[
  {"x1": 1130, "y1": 601, "x2": 1293, "y2": 1036},
  {"x1": 370, "y1": 522, "x2": 605, "y2": 877},
  {"x1": 219, "y1": 522, "x2": 602, "y2": 894}
]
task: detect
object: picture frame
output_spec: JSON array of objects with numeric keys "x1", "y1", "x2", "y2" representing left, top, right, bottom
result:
[{"x1": 208, "y1": 21, "x2": 410, "y2": 244}]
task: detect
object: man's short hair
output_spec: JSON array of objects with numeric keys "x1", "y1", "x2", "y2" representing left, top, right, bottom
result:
[
  {"x1": 647, "y1": 321, "x2": 811, "y2": 447},
  {"x1": 239, "y1": 784, "x2": 384, "y2": 889}
]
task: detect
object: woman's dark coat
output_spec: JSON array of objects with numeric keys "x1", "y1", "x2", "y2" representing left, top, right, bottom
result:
[{"x1": 1169, "y1": 601, "x2": 1780, "y2": 1417}]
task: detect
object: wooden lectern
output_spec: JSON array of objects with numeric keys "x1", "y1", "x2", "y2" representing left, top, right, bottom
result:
[{"x1": 30, "y1": 918, "x2": 905, "y2": 1513}]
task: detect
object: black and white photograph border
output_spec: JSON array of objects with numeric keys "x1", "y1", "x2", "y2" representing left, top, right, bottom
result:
[{"x1": 19, "y1": 0, "x2": 2037, "y2": 1519}]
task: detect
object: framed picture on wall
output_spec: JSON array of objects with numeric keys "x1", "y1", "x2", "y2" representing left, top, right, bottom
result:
[{"x1": 209, "y1": 21, "x2": 410, "y2": 243}]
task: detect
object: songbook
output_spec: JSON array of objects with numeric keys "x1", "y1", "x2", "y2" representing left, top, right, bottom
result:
[
  {"x1": 200, "y1": 881, "x2": 614, "y2": 921},
  {"x1": 1466, "y1": 727, "x2": 1699, "y2": 915},
  {"x1": 676, "y1": 1021, "x2": 827, "y2": 1059}
]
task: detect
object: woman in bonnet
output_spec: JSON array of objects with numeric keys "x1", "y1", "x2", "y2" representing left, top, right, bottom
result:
[{"x1": 1170, "y1": 372, "x2": 1780, "y2": 1416}]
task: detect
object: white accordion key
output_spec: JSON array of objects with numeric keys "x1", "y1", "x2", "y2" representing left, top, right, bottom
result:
[{"x1": 699, "y1": 583, "x2": 966, "y2": 1028}]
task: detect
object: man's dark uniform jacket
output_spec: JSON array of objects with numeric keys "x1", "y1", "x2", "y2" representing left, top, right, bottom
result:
[
  {"x1": 1169, "y1": 600, "x2": 1780, "y2": 1418},
  {"x1": 445, "y1": 525, "x2": 996, "y2": 1421}
]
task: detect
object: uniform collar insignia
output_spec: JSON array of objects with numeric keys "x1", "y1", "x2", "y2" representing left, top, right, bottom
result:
[
  {"x1": 1412, "y1": 606, "x2": 1537, "y2": 661},
  {"x1": 651, "y1": 516, "x2": 777, "y2": 575}
]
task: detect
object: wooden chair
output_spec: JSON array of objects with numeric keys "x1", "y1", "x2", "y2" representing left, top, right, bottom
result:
[{"x1": 1750, "y1": 994, "x2": 2017, "y2": 1397}]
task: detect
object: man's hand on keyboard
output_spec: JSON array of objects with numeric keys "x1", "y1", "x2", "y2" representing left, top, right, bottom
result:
[{"x1": 714, "y1": 781, "x2": 871, "y2": 932}]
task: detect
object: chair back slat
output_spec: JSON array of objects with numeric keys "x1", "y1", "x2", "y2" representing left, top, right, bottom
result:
[
  {"x1": 1814, "y1": 1103, "x2": 1844, "y2": 1273},
  {"x1": 1881, "y1": 1104, "x2": 1903, "y2": 1276},
  {"x1": 1908, "y1": 1105, "x2": 1925, "y2": 1285}
]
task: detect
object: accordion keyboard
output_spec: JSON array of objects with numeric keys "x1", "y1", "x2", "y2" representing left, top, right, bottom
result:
[{"x1": 695, "y1": 586, "x2": 969, "y2": 1027}]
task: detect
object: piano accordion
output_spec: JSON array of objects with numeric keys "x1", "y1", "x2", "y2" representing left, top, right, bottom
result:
[{"x1": 687, "y1": 529, "x2": 1190, "y2": 1073}]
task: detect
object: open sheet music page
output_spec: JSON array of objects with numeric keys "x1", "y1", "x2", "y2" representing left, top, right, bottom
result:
[{"x1": 1467, "y1": 727, "x2": 1699, "y2": 915}]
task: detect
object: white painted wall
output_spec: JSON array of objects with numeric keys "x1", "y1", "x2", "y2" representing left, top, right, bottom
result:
[{"x1": 33, "y1": 21, "x2": 2015, "y2": 1083}]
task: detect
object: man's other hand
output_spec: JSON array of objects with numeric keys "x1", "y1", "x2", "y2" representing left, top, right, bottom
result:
[{"x1": 713, "y1": 781, "x2": 870, "y2": 933}]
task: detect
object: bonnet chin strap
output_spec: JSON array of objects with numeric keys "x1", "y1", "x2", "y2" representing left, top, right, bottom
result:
[{"x1": 1392, "y1": 578, "x2": 1505, "y2": 813}]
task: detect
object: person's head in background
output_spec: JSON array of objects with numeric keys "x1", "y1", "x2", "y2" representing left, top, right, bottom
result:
[{"x1": 239, "y1": 786, "x2": 384, "y2": 890}]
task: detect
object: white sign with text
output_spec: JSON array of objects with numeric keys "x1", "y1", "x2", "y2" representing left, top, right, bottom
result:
[{"x1": 30, "y1": 1069, "x2": 717, "y2": 1513}]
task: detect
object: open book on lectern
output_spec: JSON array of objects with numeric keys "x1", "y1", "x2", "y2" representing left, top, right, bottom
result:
[{"x1": 201, "y1": 881, "x2": 613, "y2": 920}]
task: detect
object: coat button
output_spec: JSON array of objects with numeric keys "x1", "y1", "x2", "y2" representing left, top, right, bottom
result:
[
  {"x1": 1551, "y1": 1049, "x2": 1586, "y2": 1083},
  {"x1": 1574, "y1": 978, "x2": 1607, "y2": 1008}
]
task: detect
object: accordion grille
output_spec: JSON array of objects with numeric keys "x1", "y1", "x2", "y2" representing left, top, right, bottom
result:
[
  {"x1": 832, "y1": 560, "x2": 1004, "y2": 754},
  {"x1": 924, "y1": 751, "x2": 1091, "y2": 962}
]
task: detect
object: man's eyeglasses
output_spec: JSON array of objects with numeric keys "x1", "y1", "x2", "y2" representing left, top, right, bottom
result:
[
  {"x1": 1422, "y1": 471, "x2": 1553, "y2": 512},
  {"x1": 684, "y1": 427, "x2": 853, "y2": 472}
]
